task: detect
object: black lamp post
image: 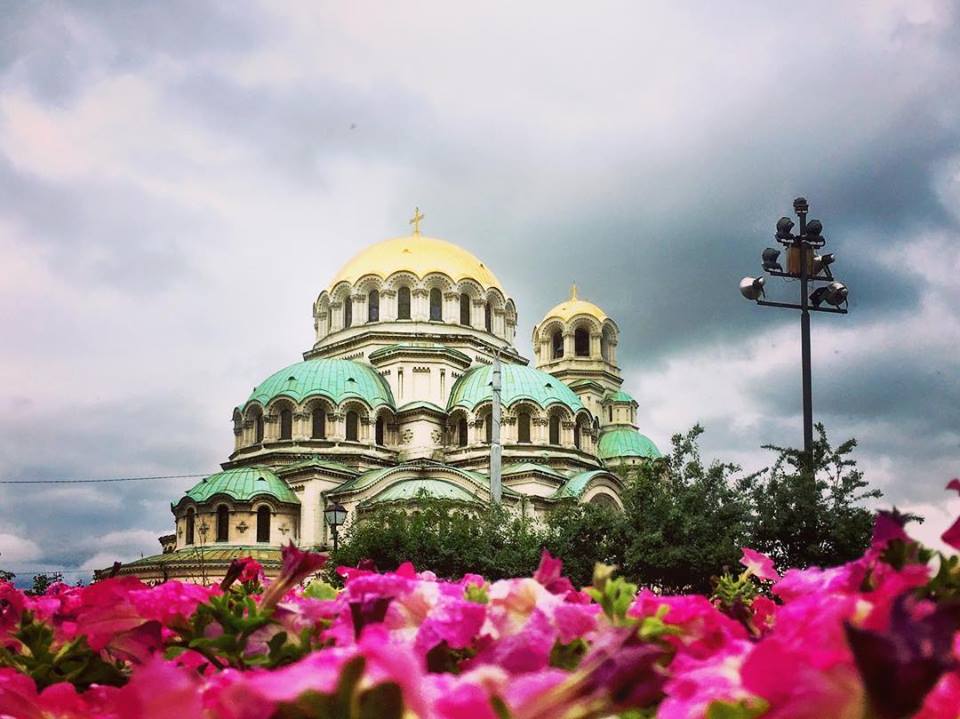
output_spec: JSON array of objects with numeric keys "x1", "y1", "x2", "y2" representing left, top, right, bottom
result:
[
  {"x1": 739, "y1": 197, "x2": 849, "y2": 467},
  {"x1": 324, "y1": 501, "x2": 347, "y2": 553}
]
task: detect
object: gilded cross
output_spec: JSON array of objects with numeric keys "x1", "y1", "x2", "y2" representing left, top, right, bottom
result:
[
  {"x1": 409, "y1": 207, "x2": 424, "y2": 236},
  {"x1": 570, "y1": 283, "x2": 578, "y2": 300}
]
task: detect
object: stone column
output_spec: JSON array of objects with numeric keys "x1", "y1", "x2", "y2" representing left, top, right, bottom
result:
[
  {"x1": 563, "y1": 332, "x2": 574, "y2": 357},
  {"x1": 381, "y1": 289, "x2": 397, "y2": 321},
  {"x1": 590, "y1": 333, "x2": 602, "y2": 358}
]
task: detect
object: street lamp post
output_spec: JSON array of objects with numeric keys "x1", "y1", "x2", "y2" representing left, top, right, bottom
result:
[
  {"x1": 739, "y1": 197, "x2": 849, "y2": 467},
  {"x1": 324, "y1": 501, "x2": 347, "y2": 553}
]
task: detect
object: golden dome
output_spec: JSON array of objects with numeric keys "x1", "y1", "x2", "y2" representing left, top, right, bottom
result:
[
  {"x1": 329, "y1": 235, "x2": 504, "y2": 292},
  {"x1": 543, "y1": 284, "x2": 608, "y2": 323}
]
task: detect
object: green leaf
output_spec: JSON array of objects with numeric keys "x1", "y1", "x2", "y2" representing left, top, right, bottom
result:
[
  {"x1": 304, "y1": 580, "x2": 339, "y2": 600},
  {"x1": 705, "y1": 698, "x2": 769, "y2": 719},
  {"x1": 358, "y1": 683, "x2": 404, "y2": 719}
]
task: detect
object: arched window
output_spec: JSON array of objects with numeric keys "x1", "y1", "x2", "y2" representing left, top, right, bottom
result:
[
  {"x1": 185, "y1": 508, "x2": 195, "y2": 545},
  {"x1": 549, "y1": 414, "x2": 561, "y2": 445},
  {"x1": 484, "y1": 302, "x2": 492, "y2": 331},
  {"x1": 256, "y1": 506, "x2": 270, "y2": 543},
  {"x1": 397, "y1": 287, "x2": 411, "y2": 319},
  {"x1": 457, "y1": 417, "x2": 468, "y2": 447},
  {"x1": 279, "y1": 408, "x2": 292, "y2": 440},
  {"x1": 459, "y1": 293, "x2": 471, "y2": 325},
  {"x1": 517, "y1": 411, "x2": 531, "y2": 443},
  {"x1": 216, "y1": 505, "x2": 229, "y2": 542},
  {"x1": 255, "y1": 414, "x2": 264, "y2": 443},
  {"x1": 574, "y1": 423, "x2": 582, "y2": 449},
  {"x1": 343, "y1": 296, "x2": 353, "y2": 328},
  {"x1": 368, "y1": 290, "x2": 379, "y2": 322},
  {"x1": 345, "y1": 411, "x2": 359, "y2": 442},
  {"x1": 312, "y1": 408, "x2": 326, "y2": 439},
  {"x1": 429, "y1": 288, "x2": 442, "y2": 321},
  {"x1": 552, "y1": 331, "x2": 563, "y2": 359},
  {"x1": 608, "y1": 406, "x2": 613, "y2": 422},
  {"x1": 485, "y1": 415, "x2": 492, "y2": 444},
  {"x1": 575, "y1": 328, "x2": 590, "y2": 357},
  {"x1": 375, "y1": 416, "x2": 385, "y2": 445}
]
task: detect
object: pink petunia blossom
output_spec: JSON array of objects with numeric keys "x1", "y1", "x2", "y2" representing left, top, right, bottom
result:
[
  {"x1": 740, "y1": 547, "x2": 780, "y2": 582},
  {"x1": 941, "y1": 479, "x2": 960, "y2": 551}
]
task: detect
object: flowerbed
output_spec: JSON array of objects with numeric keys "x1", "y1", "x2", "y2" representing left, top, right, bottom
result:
[{"x1": 2, "y1": 483, "x2": 960, "y2": 718}]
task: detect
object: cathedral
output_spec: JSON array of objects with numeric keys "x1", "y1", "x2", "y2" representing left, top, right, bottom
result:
[{"x1": 114, "y1": 214, "x2": 660, "y2": 581}]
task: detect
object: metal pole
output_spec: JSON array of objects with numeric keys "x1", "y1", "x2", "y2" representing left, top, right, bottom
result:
[
  {"x1": 490, "y1": 351, "x2": 503, "y2": 504},
  {"x1": 795, "y1": 200, "x2": 814, "y2": 466},
  {"x1": 332, "y1": 525, "x2": 339, "y2": 553}
]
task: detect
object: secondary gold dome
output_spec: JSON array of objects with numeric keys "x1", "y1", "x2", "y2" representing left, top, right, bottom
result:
[
  {"x1": 329, "y1": 235, "x2": 504, "y2": 292},
  {"x1": 543, "y1": 285, "x2": 608, "y2": 323}
]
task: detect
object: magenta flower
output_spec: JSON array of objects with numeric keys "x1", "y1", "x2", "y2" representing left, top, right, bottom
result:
[
  {"x1": 260, "y1": 541, "x2": 327, "y2": 611},
  {"x1": 533, "y1": 549, "x2": 576, "y2": 596},
  {"x1": 941, "y1": 479, "x2": 960, "y2": 551},
  {"x1": 740, "y1": 547, "x2": 780, "y2": 582}
]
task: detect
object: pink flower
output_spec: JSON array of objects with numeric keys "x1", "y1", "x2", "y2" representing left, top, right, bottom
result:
[
  {"x1": 260, "y1": 542, "x2": 327, "y2": 611},
  {"x1": 740, "y1": 547, "x2": 780, "y2": 582},
  {"x1": 128, "y1": 581, "x2": 217, "y2": 628},
  {"x1": 628, "y1": 590, "x2": 747, "y2": 660},
  {"x1": 750, "y1": 596, "x2": 777, "y2": 635},
  {"x1": 659, "y1": 641, "x2": 755, "y2": 719},
  {"x1": 0, "y1": 581, "x2": 26, "y2": 639},
  {"x1": 533, "y1": 549, "x2": 576, "y2": 596},
  {"x1": 941, "y1": 479, "x2": 960, "y2": 551},
  {"x1": 414, "y1": 594, "x2": 487, "y2": 655},
  {"x1": 113, "y1": 656, "x2": 204, "y2": 718}
]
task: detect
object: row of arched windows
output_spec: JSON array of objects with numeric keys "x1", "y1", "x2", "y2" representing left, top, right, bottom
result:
[
  {"x1": 248, "y1": 408, "x2": 386, "y2": 446},
  {"x1": 452, "y1": 412, "x2": 584, "y2": 449},
  {"x1": 551, "y1": 328, "x2": 593, "y2": 359},
  {"x1": 184, "y1": 505, "x2": 272, "y2": 545},
  {"x1": 340, "y1": 287, "x2": 494, "y2": 331}
]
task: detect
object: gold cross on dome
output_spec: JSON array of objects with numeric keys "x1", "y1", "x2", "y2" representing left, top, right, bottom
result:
[
  {"x1": 409, "y1": 207, "x2": 424, "y2": 236},
  {"x1": 570, "y1": 283, "x2": 578, "y2": 300}
]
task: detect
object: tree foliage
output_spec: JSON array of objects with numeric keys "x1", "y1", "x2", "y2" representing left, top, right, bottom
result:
[{"x1": 330, "y1": 424, "x2": 880, "y2": 593}]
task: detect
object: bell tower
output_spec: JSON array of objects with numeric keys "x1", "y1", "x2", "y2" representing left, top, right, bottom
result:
[{"x1": 533, "y1": 285, "x2": 624, "y2": 426}]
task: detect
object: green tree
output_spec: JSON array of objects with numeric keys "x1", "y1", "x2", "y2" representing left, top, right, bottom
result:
[
  {"x1": 747, "y1": 423, "x2": 880, "y2": 570},
  {"x1": 0, "y1": 569, "x2": 14, "y2": 583},
  {"x1": 542, "y1": 501, "x2": 624, "y2": 588},
  {"x1": 29, "y1": 572, "x2": 63, "y2": 596},
  {"x1": 615, "y1": 425, "x2": 756, "y2": 594},
  {"x1": 329, "y1": 496, "x2": 544, "y2": 582}
]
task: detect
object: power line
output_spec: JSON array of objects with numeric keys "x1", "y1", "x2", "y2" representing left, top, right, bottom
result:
[{"x1": 0, "y1": 472, "x2": 211, "y2": 485}]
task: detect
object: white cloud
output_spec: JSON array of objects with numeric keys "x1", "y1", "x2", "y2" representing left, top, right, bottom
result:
[{"x1": 0, "y1": 532, "x2": 42, "y2": 562}]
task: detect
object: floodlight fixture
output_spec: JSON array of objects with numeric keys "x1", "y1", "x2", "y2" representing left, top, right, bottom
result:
[
  {"x1": 809, "y1": 286, "x2": 829, "y2": 308},
  {"x1": 775, "y1": 217, "x2": 795, "y2": 242},
  {"x1": 824, "y1": 281, "x2": 848, "y2": 307},
  {"x1": 739, "y1": 276, "x2": 765, "y2": 300},
  {"x1": 762, "y1": 247, "x2": 783, "y2": 272}
]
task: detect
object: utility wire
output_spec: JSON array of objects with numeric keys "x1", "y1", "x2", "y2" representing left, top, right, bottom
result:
[{"x1": 0, "y1": 473, "x2": 211, "y2": 485}]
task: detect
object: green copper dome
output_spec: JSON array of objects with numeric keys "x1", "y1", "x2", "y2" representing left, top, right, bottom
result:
[
  {"x1": 597, "y1": 428, "x2": 661, "y2": 460},
  {"x1": 181, "y1": 467, "x2": 300, "y2": 505},
  {"x1": 447, "y1": 364, "x2": 585, "y2": 413},
  {"x1": 605, "y1": 390, "x2": 636, "y2": 404},
  {"x1": 243, "y1": 359, "x2": 395, "y2": 411}
]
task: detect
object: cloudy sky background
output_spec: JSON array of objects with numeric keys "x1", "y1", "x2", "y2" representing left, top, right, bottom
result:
[{"x1": 1, "y1": 1, "x2": 958, "y2": 582}]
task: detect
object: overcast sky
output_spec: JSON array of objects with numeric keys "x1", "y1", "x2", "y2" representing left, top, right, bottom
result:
[{"x1": 1, "y1": 1, "x2": 958, "y2": 583}]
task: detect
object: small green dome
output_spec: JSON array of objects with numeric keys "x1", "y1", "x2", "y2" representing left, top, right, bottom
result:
[
  {"x1": 365, "y1": 479, "x2": 479, "y2": 506},
  {"x1": 598, "y1": 428, "x2": 661, "y2": 460},
  {"x1": 243, "y1": 359, "x2": 395, "y2": 411},
  {"x1": 182, "y1": 467, "x2": 300, "y2": 505},
  {"x1": 605, "y1": 390, "x2": 636, "y2": 404},
  {"x1": 447, "y1": 363, "x2": 585, "y2": 414}
]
